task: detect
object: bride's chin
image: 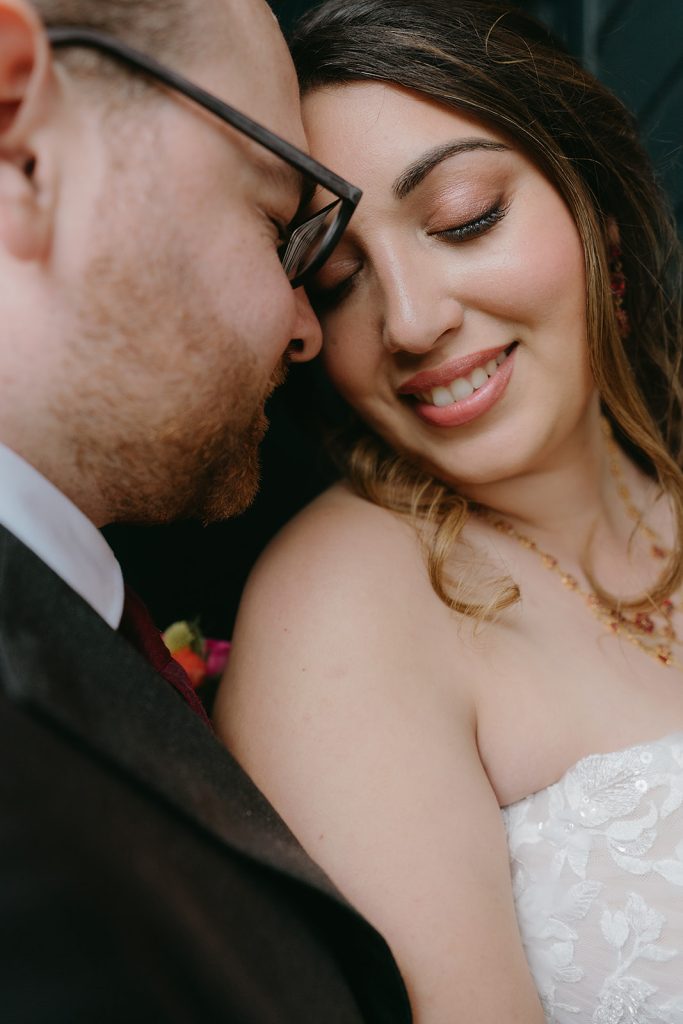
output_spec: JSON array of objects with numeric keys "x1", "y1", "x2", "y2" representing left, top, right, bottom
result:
[{"x1": 406, "y1": 445, "x2": 526, "y2": 494}]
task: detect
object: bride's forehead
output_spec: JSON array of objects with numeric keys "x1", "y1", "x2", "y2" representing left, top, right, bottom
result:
[
  {"x1": 302, "y1": 82, "x2": 509, "y2": 186},
  {"x1": 304, "y1": 80, "x2": 488, "y2": 134}
]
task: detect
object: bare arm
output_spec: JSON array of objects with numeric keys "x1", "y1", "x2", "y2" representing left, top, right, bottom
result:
[{"x1": 214, "y1": 489, "x2": 545, "y2": 1023}]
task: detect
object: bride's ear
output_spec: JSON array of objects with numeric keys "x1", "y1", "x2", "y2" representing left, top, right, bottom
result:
[{"x1": 0, "y1": 0, "x2": 55, "y2": 261}]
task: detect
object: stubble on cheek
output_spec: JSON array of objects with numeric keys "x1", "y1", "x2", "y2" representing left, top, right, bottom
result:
[{"x1": 56, "y1": 204, "x2": 285, "y2": 525}]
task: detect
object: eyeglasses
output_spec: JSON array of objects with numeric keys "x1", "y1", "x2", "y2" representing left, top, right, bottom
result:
[{"x1": 46, "y1": 26, "x2": 361, "y2": 289}]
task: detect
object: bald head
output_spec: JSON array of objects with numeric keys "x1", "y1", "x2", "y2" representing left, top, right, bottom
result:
[
  {"x1": 31, "y1": 0, "x2": 286, "y2": 72},
  {"x1": 33, "y1": 0, "x2": 195, "y2": 62},
  {"x1": 31, "y1": 0, "x2": 303, "y2": 141}
]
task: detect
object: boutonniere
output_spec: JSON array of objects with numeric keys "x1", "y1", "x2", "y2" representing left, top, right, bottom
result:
[{"x1": 162, "y1": 619, "x2": 231, "y2": 690}]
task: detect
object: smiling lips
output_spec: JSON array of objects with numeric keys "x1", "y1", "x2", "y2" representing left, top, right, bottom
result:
[{"x1": 398, "y1": 342, "x2": 517, "y2": 427}]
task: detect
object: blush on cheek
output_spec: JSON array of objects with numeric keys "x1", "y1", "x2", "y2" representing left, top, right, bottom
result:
[{"x1": 520, "y1": 202, "x2": 586, "y2": 321}]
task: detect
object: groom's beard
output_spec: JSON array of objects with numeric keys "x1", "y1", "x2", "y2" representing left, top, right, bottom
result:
[
  {"x1": 189, "y1": 355, "x2": 290, "y2": 524},
  {"x1": 56, "y1": 227, "x2": 291, "y2": 527}
]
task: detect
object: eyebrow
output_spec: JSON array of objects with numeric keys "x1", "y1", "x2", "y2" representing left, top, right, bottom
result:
[
  {"x1": 255, "y1": 155, "x2": 313, "y2": 211},
  {"x1": 392, "y1": 139, "x2": 510, "y2": 200}
]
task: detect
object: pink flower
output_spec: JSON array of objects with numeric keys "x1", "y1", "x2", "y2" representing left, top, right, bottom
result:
[{"x1": 205, "y1": 638, "x2": 232, "y2": 677}]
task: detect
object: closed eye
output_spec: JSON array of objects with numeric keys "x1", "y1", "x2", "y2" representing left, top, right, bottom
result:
[
  {"x1": 308, "y1": 201, "x2": 509, "y2": 310},
  {"x1": 308, "y1": 275, "x2": 358, "y2": 312},
  {"x1": 307, "y1": 259, "x2": 362, "y2": 311},
  {"x1": 434, "y1": 200, "x2": 509, "y2": 242}
]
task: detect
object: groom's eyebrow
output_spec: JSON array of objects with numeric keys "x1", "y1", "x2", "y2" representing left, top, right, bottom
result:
[
  {"x1": 392, "y1": 139, "x2": 509, "y2": 199},
  {"x1": 255, "y1": 156, "x2": 318, "y2": 220},
  {"x1": 255, "y1": 154, "x2": 310, "y2": 205}
]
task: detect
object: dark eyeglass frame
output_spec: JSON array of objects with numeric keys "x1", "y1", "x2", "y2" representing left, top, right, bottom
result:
[{"x1": 46, "y1": 26, "x2": 361, "y2": 289}]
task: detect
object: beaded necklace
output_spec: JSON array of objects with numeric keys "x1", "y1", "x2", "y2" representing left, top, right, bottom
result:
[{"x1": 477, "y1": 422, "x2": 682, "y2": 670}]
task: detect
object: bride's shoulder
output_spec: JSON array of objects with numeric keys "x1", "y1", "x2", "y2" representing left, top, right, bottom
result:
[
  {"x1": 220, "y1": 483, "x2": 472, "y2": 742},
  {"x1": 249, "y1": 482, "x2": 433, "y2": 611},
  {"x1": 285, "y1": 480, "x2": 416, "y2": 539}
]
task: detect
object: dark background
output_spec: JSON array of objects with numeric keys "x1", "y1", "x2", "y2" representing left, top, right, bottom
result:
[{"x1": 104, "y1": 0, "x2": 682, "y2": 639}]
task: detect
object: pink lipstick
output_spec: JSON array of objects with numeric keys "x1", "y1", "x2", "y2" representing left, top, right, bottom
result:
[{"x1": 403, "y1": 342, "x2": 517, "y2": 428}]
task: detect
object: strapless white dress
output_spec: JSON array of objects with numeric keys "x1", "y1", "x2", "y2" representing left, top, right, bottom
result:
[{"x1": 502, "y1": 734, "x2": 683, "y2": 1023}]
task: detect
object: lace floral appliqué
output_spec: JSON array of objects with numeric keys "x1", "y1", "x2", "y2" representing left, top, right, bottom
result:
[{"x1": 502, "y1": 736, "x2": 683, "y2": 1022}]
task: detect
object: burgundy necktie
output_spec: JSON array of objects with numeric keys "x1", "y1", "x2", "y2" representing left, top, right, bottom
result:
[{"x1": 119, "y1": 585, "x2": 211, "y2": 728}]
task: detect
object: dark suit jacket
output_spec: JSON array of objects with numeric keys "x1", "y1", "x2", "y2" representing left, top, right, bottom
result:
[{"x1": 0, "y1": 525, "x2": 411, "y2": 1024}]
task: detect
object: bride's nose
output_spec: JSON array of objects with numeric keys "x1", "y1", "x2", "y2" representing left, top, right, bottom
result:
[{"x1": 380, "y1": 255, "x2": 465, "y2": 355}]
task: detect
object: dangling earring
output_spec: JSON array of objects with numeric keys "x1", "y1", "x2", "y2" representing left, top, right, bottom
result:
[{"x1": 609, "y1": 244, "x2": 630, "y2": 338}]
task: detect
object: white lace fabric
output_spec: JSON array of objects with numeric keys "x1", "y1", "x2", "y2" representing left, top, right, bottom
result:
[{"x1": 502, "y1": 734, "x2": 683, "y2": 1022}]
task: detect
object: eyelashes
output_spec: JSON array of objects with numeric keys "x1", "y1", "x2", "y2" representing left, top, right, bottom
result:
[
  {"x1": 433, "y1": 199, "x2": 509, "y2": 242},
  {"x1": 309, "y1": 199, "x2": 510, "y2": 311},
  {"x1": 309, "y1": 273, "x2": 358, "y2": 312}
]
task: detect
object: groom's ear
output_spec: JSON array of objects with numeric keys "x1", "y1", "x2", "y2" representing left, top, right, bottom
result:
[{"x1": 0, "y1": 0, "x2": 55, "y2": 261}]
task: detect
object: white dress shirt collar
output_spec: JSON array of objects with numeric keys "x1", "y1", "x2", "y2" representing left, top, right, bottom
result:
[{"x1": 0, "y1": 442, "x2": 124, "y2": 629}]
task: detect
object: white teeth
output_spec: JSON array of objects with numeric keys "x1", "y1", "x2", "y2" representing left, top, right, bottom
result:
[
  {"x1": 450, "y1": 377, "x2": 475, "y2": 401},
  {"x1": 431, "y1": 386, "x2": 455, "y2": 408},
  {"x1": 469, "y1": 367, "x2": 488, "y2": 390},
  {"x1": 416, "y1": 347, "x2": 511, "y2": 407}
]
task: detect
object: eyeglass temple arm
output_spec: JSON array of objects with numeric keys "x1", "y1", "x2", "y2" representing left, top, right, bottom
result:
[{"x1": 46, "y1": 25, "x2": 361, "y2": 206}]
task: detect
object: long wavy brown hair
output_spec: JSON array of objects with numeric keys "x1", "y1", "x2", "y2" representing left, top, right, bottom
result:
[{"x1": 291, "y1": 0, "x2": 683, "y2": 616}]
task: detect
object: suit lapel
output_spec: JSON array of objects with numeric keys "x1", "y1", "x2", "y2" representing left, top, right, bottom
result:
[{"x1": 0, "y1": 525, "x2": 349, "y2": 907}]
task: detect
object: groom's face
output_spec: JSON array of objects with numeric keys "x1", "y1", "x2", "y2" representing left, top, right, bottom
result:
[{"x1": 57, "y1": 0, "x2": 322, "y2": 523}]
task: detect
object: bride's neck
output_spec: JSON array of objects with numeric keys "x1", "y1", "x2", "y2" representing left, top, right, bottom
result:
[{"x1": 461, "y1": 409, "x2": 637, "y2": 561}]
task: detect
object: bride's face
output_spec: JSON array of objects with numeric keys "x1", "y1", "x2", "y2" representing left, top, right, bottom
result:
[{"x1": 303, "y1": 82, "x2": 595, "y2": 491}]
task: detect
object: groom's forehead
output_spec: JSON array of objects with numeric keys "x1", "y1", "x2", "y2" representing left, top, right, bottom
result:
[{"x1": 203, "y1": 1, "x2": 305, "y2": 141}]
